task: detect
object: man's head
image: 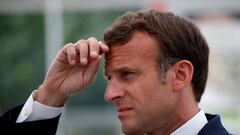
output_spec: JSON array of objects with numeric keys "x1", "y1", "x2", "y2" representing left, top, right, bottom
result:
[
  {"x1": 104, "y1": 9, "x2": 209, "y2": 102},
  {"x1": 103, "y1": 9, "x2": 209, "y2": 135}
]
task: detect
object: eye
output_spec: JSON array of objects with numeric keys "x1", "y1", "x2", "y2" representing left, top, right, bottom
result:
[{"x1": 121, "y1": 71, "x2": 135, "y2": 80}]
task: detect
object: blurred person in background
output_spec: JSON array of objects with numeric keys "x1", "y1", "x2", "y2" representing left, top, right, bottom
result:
[{"x1": 0, "y1": 9, "x2": 232, "y2": 135}]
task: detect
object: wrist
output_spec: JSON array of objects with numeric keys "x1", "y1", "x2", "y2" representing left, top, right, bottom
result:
[{"x1": 35, "y1": 84, "x2": 70, "y2": 107}]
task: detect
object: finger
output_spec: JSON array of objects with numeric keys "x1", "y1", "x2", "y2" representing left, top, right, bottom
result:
[
  {"x1": 88, "y1": 37, "x2": 100, "y2": 59},
  {"x1": 77, "y1": 39, "x2": 89, "y2": 66},
  {"x1": 85, "y1": 55, "x2": 102, "y2": 83},
  {"x1": 99, "y1": 41, "x2": 109, "y2": 53},
  {"x1": 64, "y1": 43, "x2": 77, "y2": 65}
]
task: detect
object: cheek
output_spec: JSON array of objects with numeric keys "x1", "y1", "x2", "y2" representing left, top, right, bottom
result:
[
  {"x1": 129, "y1": 79, "x2": 162, "y2": 110},
  {"x1": 126, "y1": 70, "x2": 174, "y2": 110},
  {"x1": 137, "y1": 78, "x2": 174, "y2": 113}
]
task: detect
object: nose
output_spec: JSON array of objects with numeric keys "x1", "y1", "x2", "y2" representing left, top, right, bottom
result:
[{"x1": 104, "y1": 78, "x2": 125, "y2": 102}]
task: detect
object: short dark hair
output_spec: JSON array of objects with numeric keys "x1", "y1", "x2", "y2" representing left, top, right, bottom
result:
[{"x1": 103, "y1": 9, "x2": 209, "y2": 102}]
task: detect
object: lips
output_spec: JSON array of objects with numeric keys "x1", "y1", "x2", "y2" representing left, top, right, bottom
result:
[{"x1": 117, "y1": 106, "x2": 133, "y2": 118}]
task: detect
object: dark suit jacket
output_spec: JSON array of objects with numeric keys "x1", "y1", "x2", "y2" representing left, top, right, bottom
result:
[
  {"x1": 0, "y1": 104, "x2": 60, "y2": 135},
  {"x1": 198, "y1": 113, "x2": 232, "y2": 135}
]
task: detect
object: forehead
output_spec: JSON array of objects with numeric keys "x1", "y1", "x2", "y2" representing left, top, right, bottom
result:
[{"x1": 104, "y1": 31, "x2": 159, "y2": 72}]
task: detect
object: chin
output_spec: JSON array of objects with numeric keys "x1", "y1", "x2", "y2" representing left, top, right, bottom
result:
[
  {"x1": 122, "y1": 130, "x2": 140, "y2": 135},
  {"x1": 121, "y1": 121, "x2": 144, "y2": 135}
]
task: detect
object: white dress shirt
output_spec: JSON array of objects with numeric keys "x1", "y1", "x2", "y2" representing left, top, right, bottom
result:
[
  {"x1": 16, "y1": 90, "x2": 62, "y2": 123},
  {"x1": 171, "y1": 109, "x2": 208, "y2": 135}
]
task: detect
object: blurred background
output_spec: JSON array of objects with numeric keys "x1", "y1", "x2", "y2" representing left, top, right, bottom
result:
[{"x1": 0, "y1": 0, "x2": 240, "y2": 134}]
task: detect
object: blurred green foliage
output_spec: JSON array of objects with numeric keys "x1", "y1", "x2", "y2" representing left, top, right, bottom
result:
[
  {"x1": 0, "y1": 14, "x2": 45, "y2": 112},
  {"x1": 0, "y1": 10, "x2": 126, "y2": 113}
]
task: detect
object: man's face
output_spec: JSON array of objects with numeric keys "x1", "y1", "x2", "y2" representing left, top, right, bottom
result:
[{"x1": 104, "y1": 31, "x2": 177, "y2": 135}]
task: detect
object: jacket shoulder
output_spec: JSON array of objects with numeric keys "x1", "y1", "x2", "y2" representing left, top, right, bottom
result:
[{"x1": 198, "y1": 113, "x2": 233, "y2": 135}]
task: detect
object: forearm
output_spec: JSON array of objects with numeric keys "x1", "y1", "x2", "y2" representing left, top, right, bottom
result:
[{"x1": 35, "y1": 84, "x2": 70, "y2": 107}]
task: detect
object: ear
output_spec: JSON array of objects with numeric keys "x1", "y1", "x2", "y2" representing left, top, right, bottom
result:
[{"x1": 171, "y1": 60, "x2": 193, "y2": 91}]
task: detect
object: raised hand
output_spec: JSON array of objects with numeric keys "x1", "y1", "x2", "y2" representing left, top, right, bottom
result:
[{"x1": 35, "y1": 37, "x2": 109, "y2": 107}]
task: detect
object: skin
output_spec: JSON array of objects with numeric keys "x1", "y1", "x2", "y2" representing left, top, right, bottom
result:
[
  {"x1": 36, "y1": 31, "x2": 199, "y2": 135},
  {"x1": 36, "y1": 37, "x2": 109, "y2": 106},
  {"x1": 104, "y1": 31, "x2": 198, "y2": 135}
]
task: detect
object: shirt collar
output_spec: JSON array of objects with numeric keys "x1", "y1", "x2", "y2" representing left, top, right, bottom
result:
[{"x1": 170, "y1": 109, "x2": 208, "y2": 135}]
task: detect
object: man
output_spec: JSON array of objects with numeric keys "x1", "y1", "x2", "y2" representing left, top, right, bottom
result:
[{"x1": 0, "y1": 9, "x2": 231, "y2": 135}]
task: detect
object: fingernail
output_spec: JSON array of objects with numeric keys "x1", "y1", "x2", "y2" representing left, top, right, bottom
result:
[
  {"x1": 81, "y1": 57, "x2": 88, "y2": 65},
  {"x1": 91, "y1": 51, "x2": 98, "y2": 57},
  {"x1": 71, "y1": 60, "x2": 76, "y2": 65}
]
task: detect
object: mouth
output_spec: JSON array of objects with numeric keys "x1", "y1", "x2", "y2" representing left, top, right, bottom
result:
[{"x1": 117, "y1": 106, "x2": 134, "y2": 119}]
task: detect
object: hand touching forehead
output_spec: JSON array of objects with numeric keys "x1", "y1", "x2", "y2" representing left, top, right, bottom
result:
[{"x1": 104, "y1": 31, "x2": 159, "y2": 76}]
